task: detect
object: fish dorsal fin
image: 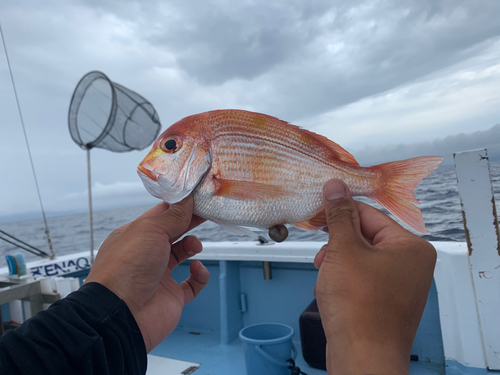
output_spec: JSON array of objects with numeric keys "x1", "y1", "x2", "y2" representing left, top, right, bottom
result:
[
  {"x1": 299, "y1": 127, "x2": 359, "y2": 165},
  {"x1": 213, "y1": 178, "x2": 300, "y2": 200},
  {"x1": 261, "y1": 112, "x2": 359, "y2": 165}
]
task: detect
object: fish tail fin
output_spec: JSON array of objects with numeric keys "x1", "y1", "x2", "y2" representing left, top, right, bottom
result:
[{"x1": 369, "y1": 156, "x2": 443, "y2": 234}]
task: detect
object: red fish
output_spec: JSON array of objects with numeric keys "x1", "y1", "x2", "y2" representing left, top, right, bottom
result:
[{"x1": 138, "y1": 109, "x2": 442, "y2": 237}]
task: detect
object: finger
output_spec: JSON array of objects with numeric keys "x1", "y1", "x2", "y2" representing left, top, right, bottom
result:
[
  {"x1": 354, "y1": 201, "x2": 409, "y2": 245},
  {"x1": 134, "y1": 201, "x2": 205, "y2": 243},
  {"x1": 168, "y1": 235, "x2": 203, "y2": 270},
  {"x1": 181, "y1": 260, "x2": 210, "y2": 305},
  {"x1": 114, "y1": 202, "x2": 170, "y2": 235},
  {"x1": 188, "y1": 214, "x2": 206, "y2": 230},
  {"x1": 149, "y1": 195, "x2": 195, "y2": 241},
  {"x1": 170, "y1": 214, "x2": 207, "y2": 243},
  {"x1": 137, "y1": 201, "x2": 170, "y2": 219},
  {"x1": 323, "y1": 179, "x2": 363, "y2": 245},
  {"x1": 314, "y1": 244, "x2": 327, "y2": 269}
]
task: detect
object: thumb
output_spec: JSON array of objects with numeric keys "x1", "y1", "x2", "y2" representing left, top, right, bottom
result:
[
  {"x1": 153, "y1": 195, "x2": 194, "y2": 241},
  {"x1": 323, "y1": 179, "x2": 362, "y2": 243}
]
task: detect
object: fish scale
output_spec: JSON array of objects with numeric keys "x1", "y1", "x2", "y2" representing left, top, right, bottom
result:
[
  {"x1": 193, "y1": 185, "x2": 322, "y2": 228},
  {"x1": 211, "y1": 135, "x2": 332, "y2": 185},
  {"x1": 210, "y1": 113, "x2": 356, "y2": 166},
  {"x1": 138, "y1": 109, "x2": 443, "y2": 234},
  {"x1": 194, "y1": 132, "x2": 356, "y2": 227}
]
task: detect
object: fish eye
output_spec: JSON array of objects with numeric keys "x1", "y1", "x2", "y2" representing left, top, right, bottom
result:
[
  {"x1": 160, "y1": 136, "x2": 182, "y2": 153},
  {"x1": 165, "y1": 139, "x2": 176, "y2": 150}
]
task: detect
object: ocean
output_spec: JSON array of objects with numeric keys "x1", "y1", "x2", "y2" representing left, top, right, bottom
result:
[{"x1": 2, "y1": 162, "x2": 500, "y2": 269}]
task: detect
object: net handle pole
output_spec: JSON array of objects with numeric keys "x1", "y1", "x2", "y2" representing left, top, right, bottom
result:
[{"x1": 87, "y1": 148, "x2": 95, "y2": 265}]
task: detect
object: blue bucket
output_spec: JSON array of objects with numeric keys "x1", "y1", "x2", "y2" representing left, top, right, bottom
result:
[{"x1": 239, "y1": 323, "x2": 296, "y2": 375}]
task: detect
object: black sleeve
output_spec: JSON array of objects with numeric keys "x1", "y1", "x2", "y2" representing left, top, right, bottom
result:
[{"x1": 0, "y1": 282, "x2": 147, "y2": 375}]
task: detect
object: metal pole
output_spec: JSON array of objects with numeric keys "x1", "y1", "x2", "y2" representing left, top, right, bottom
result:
[
  {"x1": 87, "y1": 148, "x2": 94, "y2": 265},
  {"x1": 263, "y1": 261, "x2": 272, "y2": 280}
]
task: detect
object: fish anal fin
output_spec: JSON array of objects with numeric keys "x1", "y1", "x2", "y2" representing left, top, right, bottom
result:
[
  {"x1": 216, "y1": 222, "x2": 258, "y2": 237},
  {"x1": 214, "y1": 178, "x2": 300, "y2": 200},
  {"x1": 292, "y1": 209, "x2": 327, "y2": 231}
]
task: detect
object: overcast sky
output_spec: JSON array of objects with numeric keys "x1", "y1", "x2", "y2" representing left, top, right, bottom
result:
[{"x1": 1, "y1": 0, "x2": 500, "y2": 220}]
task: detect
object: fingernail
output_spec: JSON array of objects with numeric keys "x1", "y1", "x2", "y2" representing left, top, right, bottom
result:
[
  {"x1": 185, "y1": 236, "x2": 202, "y2": 255},
  {"x1": 324, "y1": 180, "x2": 346, "y2": 201}
]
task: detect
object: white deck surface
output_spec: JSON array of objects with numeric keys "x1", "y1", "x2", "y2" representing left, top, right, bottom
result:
[{"x1": 146, "y1": 354, "x2": 199, "y2": 375}]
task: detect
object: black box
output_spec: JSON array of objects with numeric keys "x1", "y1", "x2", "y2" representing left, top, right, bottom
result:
[{"x1": 299, "y1": 299, "x2": 327, "y2": 370}]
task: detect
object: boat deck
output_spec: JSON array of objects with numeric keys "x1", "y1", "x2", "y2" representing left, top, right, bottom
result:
[{"x1": 146, "y1": 328, "x2": 445, "y2": 375}]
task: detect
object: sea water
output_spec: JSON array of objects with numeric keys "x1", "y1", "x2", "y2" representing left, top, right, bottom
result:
[{"x1": 2, "y1": 162, "x2": 500, "y2": 269}]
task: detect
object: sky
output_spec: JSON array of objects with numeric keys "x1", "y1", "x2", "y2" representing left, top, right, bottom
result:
[{"x1": 1, "y1": 0, "x2": 500, "y2": 220}]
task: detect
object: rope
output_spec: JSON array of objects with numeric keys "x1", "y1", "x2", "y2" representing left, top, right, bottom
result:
[
  {"x1": 0, "y1": 230, "x2": 50, "y2": 258},
  {"x1": 0, "y1": 22, "x2": 55, "y2": 259}
]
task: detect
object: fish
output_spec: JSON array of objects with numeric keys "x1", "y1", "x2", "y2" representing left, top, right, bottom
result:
[{"x1": 137, "y1": 109, "x2": 443, "y2": 239}]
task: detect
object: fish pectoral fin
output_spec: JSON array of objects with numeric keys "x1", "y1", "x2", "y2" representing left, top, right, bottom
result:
[
  {"x1": 213, "y1": 178, "x2": 300, "y2": 200},
  {"x1": 216, "y1": 222, "x2": 260, "y2": 237},
  {"x1": 292, "y1": 209, "x2": 327, "y2": 231}
]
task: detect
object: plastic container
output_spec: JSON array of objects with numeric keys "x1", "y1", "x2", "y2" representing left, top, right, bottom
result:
[
  {"x1": 5, "y1": 253, "x2": 27, "y2": 276},
  {"x1": 239, "y1": 323, "x2": 296, "y2": 375}
]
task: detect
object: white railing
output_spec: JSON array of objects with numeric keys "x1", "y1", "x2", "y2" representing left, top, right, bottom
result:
[{"x1": 434, "y1": 148, "x2": 500, "y2": 371}]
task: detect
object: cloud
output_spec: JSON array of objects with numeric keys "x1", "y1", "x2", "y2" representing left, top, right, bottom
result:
[
  {"x1": 0, "y1": 145, "x2": 157, "y2": 219},
  {"x1": 64, "y1": 181, "x2": 146, "y2": 200},
  {"x1": 1, "y1": 0, "x2": 500, "y2": 219},
  {"x1": 59, "y1": 180, "x2": 158, "y2": 212},
  {"x1": 306, "y1": 41, "x2": 500, "y2": 150},
  {"x1": 11, "y1": 0, "x2": 497, "y2": 121},
  {"x1": 129, "y1": 0, "x2": 500, "y2": 119}
]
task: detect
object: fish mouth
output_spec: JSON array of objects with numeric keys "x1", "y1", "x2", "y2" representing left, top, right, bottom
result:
[{"x1": 137, "y1": 165, "x2": 158, "y2": 181}]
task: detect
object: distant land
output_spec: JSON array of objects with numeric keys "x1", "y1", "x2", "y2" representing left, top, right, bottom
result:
[{"x1": 354, "y1": 124, "x2": 500, "y2": 167}]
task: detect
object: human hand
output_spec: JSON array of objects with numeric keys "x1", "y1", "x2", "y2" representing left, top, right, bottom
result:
[
  {"x1": 85, "y1": 195, "x2": 210, "y2": 352},
  {"x1": 314, "y1": 179, "x2": 436, "y2": 375}
]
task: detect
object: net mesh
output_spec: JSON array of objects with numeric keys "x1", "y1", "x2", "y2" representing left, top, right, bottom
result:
[{"x1": 68, "y1": 71, "x2": 161, "y2": 152}]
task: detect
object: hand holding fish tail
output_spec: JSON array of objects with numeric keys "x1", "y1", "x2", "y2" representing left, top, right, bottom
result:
[
  {"x1": 85, "y1": 195, "x2": 210, "y2": 352},
  {"x1": 314, "y1": 179, "x2": 436, "y2": 375}
]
